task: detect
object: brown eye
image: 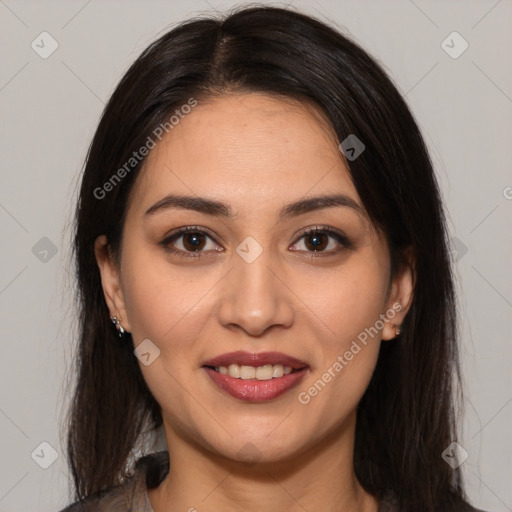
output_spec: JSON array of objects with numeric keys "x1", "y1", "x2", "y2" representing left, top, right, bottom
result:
[
  {"x1": 303, "y1": 231, "x2": 329, "y2": 251},
  {"x1": 181, "y1": 231, "x2": 207, "y2": 251},
  {"x1": 160, "y1": 226, "x2": 222, "y2": 258},
  {"x1": 291, "y1": 227, "x2": 352, "y2": 255}
]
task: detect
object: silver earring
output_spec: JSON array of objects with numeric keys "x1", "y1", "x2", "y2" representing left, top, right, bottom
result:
[
  {"x1": 395, "y1": 324, "x2": 401, "y2": 336},
  {"x1": 111, "y1": 316, "x2": 126, "y2": 340}
]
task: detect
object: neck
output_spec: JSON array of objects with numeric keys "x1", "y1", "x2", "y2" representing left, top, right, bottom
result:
[{"x1": 149, "y1": 411, "x2": 379, "y2": 512}]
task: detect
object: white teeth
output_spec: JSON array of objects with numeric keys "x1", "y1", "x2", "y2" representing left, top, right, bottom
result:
[
  {"x1": 240, "y1": 365, "x2": 256, "y2": 379},
  {"x1": 214, "y1": 363, "x2": 296, "y2": 380},
  {"x1": 273, "y1": 365, "x2": 284, "y2": 378},
  {"x1": 256, "y1": 364, "x2": 274, "y2": 380},
  {"x1": 228, "y1": 364, "x2": 240, "y2": 378}
]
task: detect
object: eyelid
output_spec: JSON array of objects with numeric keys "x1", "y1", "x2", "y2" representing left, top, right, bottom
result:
[
  {"x1": 291, "y1": 225, "x2": 352, "y2": 253},
  {"x1": 163, "y1": 225, "x2": 217, "y2": 241},
  {"x1": 159, "y1": 226, "x2": 222, "y2": 257},
  {"x1": 159, "y1": 224, "x2": 352, "y2": 258},
  {"x1": 294, "y1": 225, "x2": 349, "y2": 242}
]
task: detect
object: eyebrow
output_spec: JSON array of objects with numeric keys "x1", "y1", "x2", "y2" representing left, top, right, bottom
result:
[{"x1": 144, "y1": 193, "x2": 366, "y2": 221}]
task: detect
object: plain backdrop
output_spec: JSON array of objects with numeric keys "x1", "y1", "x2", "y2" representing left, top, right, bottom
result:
[{"x1": 0, "y1": 0, "x2": 511, "y2": 511}]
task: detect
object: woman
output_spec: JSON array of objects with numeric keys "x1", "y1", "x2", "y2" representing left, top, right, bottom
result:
[{"x1": 61, "y1": 5, "x2": 486, "y2": 512}]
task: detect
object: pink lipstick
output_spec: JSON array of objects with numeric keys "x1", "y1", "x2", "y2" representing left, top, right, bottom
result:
[{"x1": 202, "y1": 351, "x2": 309, "y2": 402}]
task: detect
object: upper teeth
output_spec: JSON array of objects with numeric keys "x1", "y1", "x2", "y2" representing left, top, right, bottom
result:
[{"x1": 215, "y1": 364, "x2": 293, "y2": 380}]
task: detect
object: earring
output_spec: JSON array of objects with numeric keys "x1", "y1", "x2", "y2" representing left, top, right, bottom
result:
[
  {"x1": 395, "y1": 324, "x2": 401, "y2": 336},
  {"x1": 111, "y1": 316, "x2": 126, "y2": 340}
]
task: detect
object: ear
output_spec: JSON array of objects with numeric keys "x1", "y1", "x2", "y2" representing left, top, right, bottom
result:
[
  {"x1": 381, "y1": 246, "x2": 415, "y2": 341},
  {"x1": 94, "y1": 235, "x2": 132, "y2": 333}
]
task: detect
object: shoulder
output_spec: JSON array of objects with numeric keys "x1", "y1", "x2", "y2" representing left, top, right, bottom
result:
[
  {"x1": 59, "y1": 485, "x2": 133, "y2": 512},
  {"x1": 59, "y1": 451, "x2": 170, "y2": 512}
]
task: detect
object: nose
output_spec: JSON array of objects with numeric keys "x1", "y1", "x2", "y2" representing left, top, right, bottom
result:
[{"x1": 216, "y1": 243, "x2": 295, "y2": 337}]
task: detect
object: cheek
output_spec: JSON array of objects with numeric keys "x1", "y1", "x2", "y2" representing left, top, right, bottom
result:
[
  {"x1": 120, "y1": 247, "x2": 207, "y2": 423},
  {"x1": 120, "y1": 243, "x2": 209, "y2": 343},
  {"x1": 311, "y1": 255, "x2": 389, "y2": 348},
  {"x1": 297, "y1": 267, "x2": 386, "y2": 420},
  {"x1": 296, "y1": 252, "x2": 388, "y2": 409},
  {"x1": 297, "y1": 340, "x2": 380, "y2": 440},
  {"x1": 119, "y1": 243, "x2": 218, "y2": 405}
]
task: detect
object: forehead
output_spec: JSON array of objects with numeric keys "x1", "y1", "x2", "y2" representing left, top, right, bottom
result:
[{"x1": 127, "y1": 93, "x2": 362, "y2": 221}]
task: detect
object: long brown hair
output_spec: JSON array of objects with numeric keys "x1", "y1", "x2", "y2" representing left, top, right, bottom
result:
[{"x1": 68, "y1": 6, "x2": 466, "y2": 510}]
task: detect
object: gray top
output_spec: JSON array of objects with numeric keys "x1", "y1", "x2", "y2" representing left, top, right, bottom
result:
[{"x1": 60, "y1": 451, "x2": 487, "y2": 512}]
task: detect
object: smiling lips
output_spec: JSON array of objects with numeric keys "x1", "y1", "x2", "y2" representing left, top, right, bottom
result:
[{"x1": 202, "y1": 351, "x2": 310, "y2": 402}]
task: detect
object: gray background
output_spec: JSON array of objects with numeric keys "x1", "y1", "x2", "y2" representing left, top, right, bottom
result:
[{"x1": 0, "y1": 0, "x2": 511, "y2": 510}]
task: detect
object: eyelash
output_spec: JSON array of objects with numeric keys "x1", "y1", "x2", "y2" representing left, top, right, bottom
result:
[{"x1": 159, "y1": 225, "x2": 352, "y2": 260}]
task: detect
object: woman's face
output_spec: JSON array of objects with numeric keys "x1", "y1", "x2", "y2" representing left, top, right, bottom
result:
[{"x1": 96, "y1": 92, "x2": 411, "y2": 464}]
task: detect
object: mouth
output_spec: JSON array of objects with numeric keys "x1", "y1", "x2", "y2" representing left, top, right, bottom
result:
[
  {"x1": 203, "y1": 363, "x2": 305, "y2": 380},
  {"x1": 201, "y1": 351, "x2": 309, "y2": 402},
  {"x1": 201, "y1": 350, "x2": 309, "y2": 378}
]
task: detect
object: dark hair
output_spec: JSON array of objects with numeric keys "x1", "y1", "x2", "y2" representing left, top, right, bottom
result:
[{"x1": 68, "y1": 5, "x2": 466, "y2": 511}]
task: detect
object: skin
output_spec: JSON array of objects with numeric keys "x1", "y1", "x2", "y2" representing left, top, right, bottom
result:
[{"x1": 95, "y1": 93, "x2": 414, "y2": 512}]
